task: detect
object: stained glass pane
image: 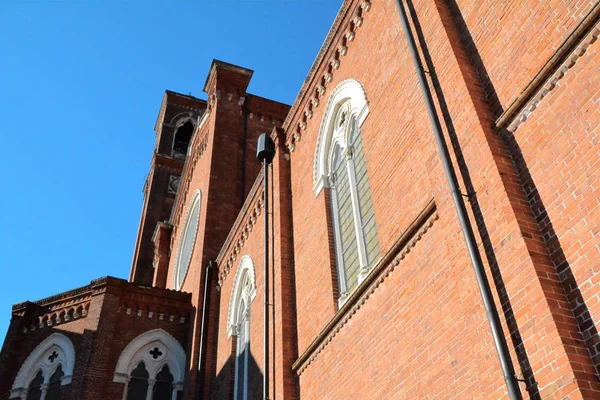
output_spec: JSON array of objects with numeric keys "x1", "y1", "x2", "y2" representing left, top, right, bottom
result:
[
  {"x1": 153, "y1": 365, "x2": 174, "y2": 400},
  {"x1": 332, "y1": 156, "x2": 360, "y2": 290},
  {"x1": 351, "y1": 126, "x2": 380, "y2": 266},
  {"x1": 26, "y1": 370, "x2": 44, "y2": 400},
  {"x1": 176, "y1": 195, "x2": 201, "y2": 289},
  {"x1": 235, "y1": 301, "x2": 247, "y2": 400},
  {"x1": 46, "y1": 365, "x2": 64, "y2": 400},
  {"x1": 127, "y1": 362, "x2": 149, "y2": 400}
]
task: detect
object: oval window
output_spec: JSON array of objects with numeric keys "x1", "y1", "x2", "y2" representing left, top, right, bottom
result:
[{"x1": 174, "y1": 190, "x2": 201, "y2": 290}]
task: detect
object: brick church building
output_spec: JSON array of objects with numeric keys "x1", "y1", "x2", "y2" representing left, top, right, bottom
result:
[{"x1": 2, "y1": 0, "x2": 600, "y2": 398}]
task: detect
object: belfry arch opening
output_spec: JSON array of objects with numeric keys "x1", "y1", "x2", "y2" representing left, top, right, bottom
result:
[{"x1": 172, "y1": 120, "x2": 195, "y2": 160}]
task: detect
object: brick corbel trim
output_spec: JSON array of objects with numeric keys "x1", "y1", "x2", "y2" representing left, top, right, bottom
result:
[
  {"x1": 284, "y1": 0, "x2": 372, "y2": 151},
  {"x1": 496, "y1": 2, "x2": 600, "y2": 132},
  {"x1": 215, "y1": 169, "x2": 265, "y2": 286},
  {"x1": 292, "y1": 199, "x2": 438, "y2": 374}
]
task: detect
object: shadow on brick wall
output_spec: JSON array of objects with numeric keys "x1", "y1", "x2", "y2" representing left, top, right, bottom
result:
[
  {"x1": 407, "y1": 0, "x2": 600, "y2": 396},
  {"x1": 440, "y1": 0, "x2": 600, "y2": 388},
  {"x1": 405, "y1": 0, "x2": 541, "y2": 396},
  {"x1": 211, "y1": 347, "x2": 263, "y2": 400}
]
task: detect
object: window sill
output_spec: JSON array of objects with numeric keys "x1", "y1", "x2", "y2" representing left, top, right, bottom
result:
[{"x1": 292, "y1": 198, "x2": 438, "y2": 375}]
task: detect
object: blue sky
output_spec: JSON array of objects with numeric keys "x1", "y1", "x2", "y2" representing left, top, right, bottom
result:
[{"x1": 0, "y1": 1, "x2": 342, "y2": 342}]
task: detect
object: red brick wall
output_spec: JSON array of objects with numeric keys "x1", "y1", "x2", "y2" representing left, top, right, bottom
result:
[
  {"x1": 213, "y1": 206, "x2": 267, "y2": 400},
  {"x1": 130, "y1": 93, "x2": 206, "y2": 286},
  {"x1": 503, "y1": 30, "x2": 600, "y2": 378},
  {"x1": 453, "y1": 0, "x2": 597, "y2": 116},
  {"x1": 0, "y1": 307, "x2": 98, "y2": 399},
  {"x1": 0, "y1": 278, "x2": 191, "y2": 400},
  {"x1": 4, "y1": 1, "x2": 599, "y2": 399},
  {"x1": 164, "y1": 62, "x2": 290, "y2": 398},
  {"x1": 283, "y1": 0, "x2": 600, "y2": 398}
]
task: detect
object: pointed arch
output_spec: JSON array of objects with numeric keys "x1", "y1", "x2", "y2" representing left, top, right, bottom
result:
[
  {"x1": 314, "y1": 79, "x2": 370, "y2": 194},
  {"x1": 113, "y1": 329, "x2": 186, "y2": 386},
  {"x1": 10, "y1": 333, "x2": 76, "y2": 399},
  {"x1": 226, "y1": 255, "x2": 257, "y2": 338},
  {"x1": 169, "y1": 111, "x2": 196, "y2": 127},
  {"x1": 313, "y1": 78, "x2": 380, "y2": 305}
]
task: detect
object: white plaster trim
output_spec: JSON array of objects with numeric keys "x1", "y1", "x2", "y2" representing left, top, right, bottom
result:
[
  {"x1": 113, "y1": 329, "x2": 186, "y2": 385},
  {"x1": 173, "y1": 189, "x2": 202, "y2": 290},
  {"x1": 314, "y1": 79, "x2": 370, "y2": 195},
  {"x1": 11, "y1": 333, "x2": 75, "y2": 398},
  {"x1": 226, "y1": 255, "x2": 257, "y2": 338},
  {"x1": 169, "y1": 112, "x2": 196, "y2": 127}
]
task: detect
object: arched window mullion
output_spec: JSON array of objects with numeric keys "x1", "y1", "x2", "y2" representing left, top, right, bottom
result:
[
  {"x1": 234, "y1": 297, "x2": 250, "y2": 400},
  {"x1": 330, "y1": 181, "x2": 349, "y2": 302},
  {"x1": 25, "y1": 370, "x2": 44, "y2": 400},
  {"x1": 344, "y1": 145, "x2": 370, "y2": 283},
  {"x1": 153, "y1": 364, "x2": 174, "y2": 400}
]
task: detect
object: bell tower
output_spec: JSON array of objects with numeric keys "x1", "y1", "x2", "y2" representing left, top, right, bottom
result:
[{"x1": 130, "y1": 91, "x2": 207, "y2": 285}]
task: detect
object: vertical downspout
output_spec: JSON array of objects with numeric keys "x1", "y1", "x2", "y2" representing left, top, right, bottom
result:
[
  {"x1": 257, "y1": 133, "x2": 275, "y2": 400},
  {"x1": 393, "y1": 1, "x2": 523, "y2": 399},
  {"x1": 263, "y1": 159, "x2": 270, "y2": 400},
  {"x1": 197, "y1": 261, "x2": 214, "y2": 398}
]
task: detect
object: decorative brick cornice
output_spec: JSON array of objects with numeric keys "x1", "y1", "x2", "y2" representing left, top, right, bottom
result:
[
  {"x1": 215, "y1": 169, "x2": 265, "y2": 287},
  {"x1": 497, "y1": 2, "x2": 600, "y2": 133},
  {"x1": 293, "y1": 199, "x2": 438, "y2": 374},
  {"x1": 14, "y1": 276, "x2": 192, "y2": 334},
  {"x1": 21, "y1": 301, "x2": 91, "y2": 334},
  {"x1": 118, "y1": 303, "x2": 188, "y2": 325},
  {"x1": 283, "y1": 0, "x2": 372, "y2": 152},
  {"x1": 13, "y1": 284, "x2": 93, "y2": 312}
]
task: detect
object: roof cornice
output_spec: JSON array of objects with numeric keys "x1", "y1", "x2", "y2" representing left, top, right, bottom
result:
[{"x1": 283, "y1": 0, "x2": 372, "y2": 150}]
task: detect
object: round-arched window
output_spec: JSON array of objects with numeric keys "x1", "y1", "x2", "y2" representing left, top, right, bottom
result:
[{"x1": 174, "y1": 190, "x2": 201, "y2": 290}]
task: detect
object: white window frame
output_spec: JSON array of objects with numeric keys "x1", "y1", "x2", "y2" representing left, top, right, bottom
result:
[
  {"x1": 314, "y1": 79, "x2": 370, "y2": 194},
  {"x1": 113, "y1": 329, "x2": 186, "y2": 400},
  {"x1": 10, "y1": 333, "x2": 75, "y2": 400},
  {"x1": 173, "y1": 189, "x2": 202, "y2": 290},
  {"x1": 227, "y1": 255, "x2": 257, "y2": 400},
  {"x1": 314, "y1": 79, "x2": 372, "y2": 306},
  {"x1": 226, "y1": 255, "x2": 257, "y2": 338},
  {"x1": 233, "y1": 298, "x2": 250, "y2": 400}
]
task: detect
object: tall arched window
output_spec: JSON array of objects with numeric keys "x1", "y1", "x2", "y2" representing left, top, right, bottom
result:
[
  {"x1": 172, "y1": 120, "x2": 195, "y2": 160},
  {"x1": 126, "y1": 362, "x2": 149, "y2": 400},
  {"x1": 11, "y1": 333, "x2": 75, "y2": 400},
  {"x1": 235, "y1": 298, "x2": 250, "y2": 400},
  {"x1": 46, "y1": 365, "x2": 64, "y2": 400},
  {"x1": 113, "y1": 329, "x2": 186, "y2": 400},
  {"x1": 25, "y1": 370, "x2": 43, "y2": 400},
  {"x1": 153, "y1": 365, "x2": 174, "y2": 400},
  {"x1": 173, "y1": 189, "x2": 201, "y2": 290},
  {"x1": 314, "y1": 79, "x2": 380, "y2": 305},
  {"x1": 227, "y1": 256, "x2": 257, "y2": 400}
]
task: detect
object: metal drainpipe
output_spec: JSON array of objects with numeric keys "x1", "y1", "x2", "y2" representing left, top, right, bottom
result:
[
  {"x1": 197, "y1": 261, "x2": 214, "y2": 396},
  {"x1": 393, "y1": 1, "x2": 523, "y2": 399},
  {"x1": 256, "y1": 133, "x2": 275, "y2": 400},
  {"x1": 262, "y1": 159, "x2": 270, "y2": 400}
]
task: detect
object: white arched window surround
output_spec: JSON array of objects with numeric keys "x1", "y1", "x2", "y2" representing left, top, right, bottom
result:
[
  {"x1": 314, "y1": 79, "x2": 380, "y2": 306},
  {"x1": 226, "y1": 255, "x2": 257, "y2": 338},
  {"x1": 173, "y1": 189, "x2": 202, "y2": 290},
  {"x1": 10, "y1": 333, "x2": 76, "y2": 399},
  {"x1": 314, "y1": 79, "x2": 370, "y2": 195},
  {"x1": 113, "y1": 329, "x2": 186, "y2": 400},
  {"x1": 226, "y1": 255, "x2": 257, "y2": 400}
]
